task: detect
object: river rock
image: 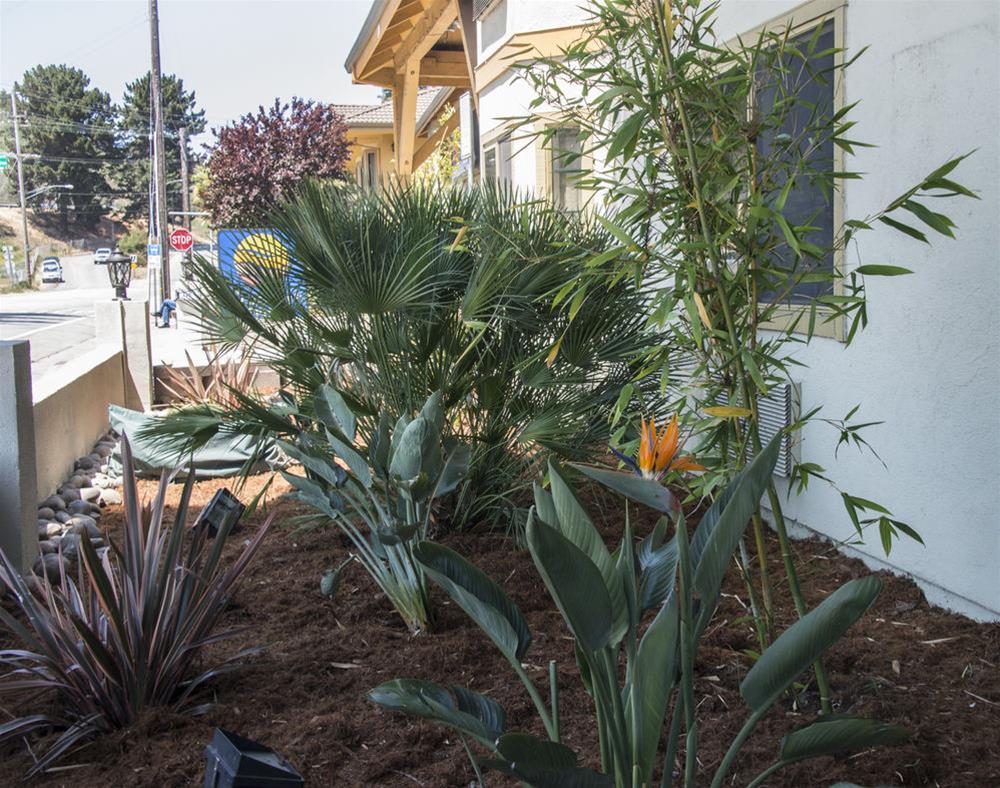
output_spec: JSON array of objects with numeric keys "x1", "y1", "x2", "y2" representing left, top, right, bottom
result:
[
  {"x1": 79, "y1": 487, "x2": 101, "y2": 503},
  {"x1": 68, "y1": 517, "x2": 101, "y2": 540},
  {"x1": 33, "y1": 553, "x2": 64, "y2": 584},
  {"x1": 55, "y1": 511, "x2": 71, "y2": 524},
  {"x1": 67, "y1": 499, "x2": 97, "y2": 516},
  {"x1": 37, "y1": 506, "x2": 56, "y2": 520},
  {"x1": 59, "y1": 487, "x2": 81, "y2": 502},
  {"x1": 95, "y1": 444, "x2": 112, "y2": 458},
  {"x1": 41, "y1": 495, "x2": 66, "y2": 512},
  {"x1": 75, "y1": 457, "x2": 95, "y2": 471},
  {"x1": 39, "y1": 521, "x2": 64, "y2": 539},
  {"x1": 99, "y1": 488, "x2": 123, "y2": 506},
  {"x1": 69, "y1": 475, "x2": 88, "y2": 488},
  {"x1": 39, "y1": 540, "x2": 58, "y2": 555}
]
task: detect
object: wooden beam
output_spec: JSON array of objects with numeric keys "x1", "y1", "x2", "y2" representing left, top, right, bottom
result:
[
  {"x1": 393, "y1": 0, "x2": 457, "y2": 71},
  {"x1": 418, "y1": 75, "x2": 471, "y2": 88},
  {"x1": 456, "y1": 0, "x2": 478, "y2": 110},
  {"x1": 419, "y1": 54, "x2": 470, "y2": 81},
  {"x1": 392, "y1": 65, "x2": 420, "y2": 177}
]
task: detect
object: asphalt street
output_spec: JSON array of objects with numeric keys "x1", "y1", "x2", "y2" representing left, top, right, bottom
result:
[{"x1": 0, "y1": 253, "x2": 140, "y2": 383}]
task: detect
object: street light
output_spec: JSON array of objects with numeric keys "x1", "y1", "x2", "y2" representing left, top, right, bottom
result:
[
  {"x1": 105, "y1": 246, "x2": 132, "y2": 300},
  {"x1": 26, "y1": 184, "x2": 73, "y2": 200}
]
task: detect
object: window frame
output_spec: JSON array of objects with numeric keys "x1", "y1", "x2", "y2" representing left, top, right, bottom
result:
[
  {"x1": 735, "y1": 0, "x2": 847, "y2": 341},
  {"x1": 480, "y1": 126, "x2": 514, "y2": 186},
  {"x1": 533, "y1": 118, "x2": 594, "y2": 212}
]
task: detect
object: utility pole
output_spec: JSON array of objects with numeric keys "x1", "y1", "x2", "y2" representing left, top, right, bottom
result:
[
  {"x1": 179, "y1": 126, "x2": 190, "y2": 230},
  {"x1": 149, "y1": 0, "x2": 170, "y2": 300},
  {"x1": 10, "y1": 85, "x2": 30, "y2": 281}
]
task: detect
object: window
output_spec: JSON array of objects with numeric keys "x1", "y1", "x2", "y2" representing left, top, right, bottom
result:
[
  {"x1": 550, "y1": 126, "x2": 584, "y2": 211},
  {"x1": 365, "y1": 150, "x2": 378, "y2": 191},
  {"x1": 482, "y1": 134, "x2": 512, "y2": 186},
  {"x1": 755, "y1": 20, "x2": 836, "y2": 304},
  {"x1": 483, "y1": 147, "x2": 497, "y2": 182},
  {"x1": 478, "y1": 0, "x2": 508, "y2": 53}
]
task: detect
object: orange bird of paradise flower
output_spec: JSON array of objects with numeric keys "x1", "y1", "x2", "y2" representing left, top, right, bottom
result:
[{"x1": 614, "y1": 415, "x2": 705, "y2": 481}]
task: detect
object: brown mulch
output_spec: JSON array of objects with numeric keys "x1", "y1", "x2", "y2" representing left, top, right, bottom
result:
[{"x1": 3, "y1": 471, "x2": 999, "y2": 787}]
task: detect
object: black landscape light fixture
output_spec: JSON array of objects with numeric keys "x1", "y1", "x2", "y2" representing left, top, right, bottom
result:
[
  {"x1": 203, "y1": 728, "x2": 304, "y2": 788},
  {"x1": 192, "y1": 488, "x2": 245, "y2": 539},
  {"x1": 105, "y1": 246, "x2": 132, "y2": 300}
]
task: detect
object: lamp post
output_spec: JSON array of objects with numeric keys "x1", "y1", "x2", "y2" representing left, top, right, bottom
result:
[{"x1": 106, "y1": 247, "x2": 132, "y2": 300}]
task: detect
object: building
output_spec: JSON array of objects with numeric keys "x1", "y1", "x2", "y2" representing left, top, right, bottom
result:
[
  {"x1": 333, "y1": 87, "x2": 457, "y2": 186},
  {"x1": 344, "y1": 0, "x2": 1000, "y2": 620}
]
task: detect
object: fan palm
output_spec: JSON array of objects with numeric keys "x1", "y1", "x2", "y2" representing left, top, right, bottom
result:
[{"x1": 147, "y1": 182, "x2": 660, "y2": 530}]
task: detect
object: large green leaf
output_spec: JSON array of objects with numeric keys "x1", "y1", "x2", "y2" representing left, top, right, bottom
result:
[
  {"x1": 571, "y1": 463, "x2": 676, "y2": 513},
  {"x1": 780, "y1": 715, "x2": 910, "y2": 760},
  {"x1": 628, "y1": 596, "x2": 679, "y2": 784},
  {"x1": 526, "y1": 518, "x2": 613, "y2": 655},
  {"x1": 741, "y1": 576, "x2": 882, "y2": 711},
  {"x1": 414, "y1": 541, "x2": 532, "y2": 661},
  {"x1": 367, "y1": 678, "x2": 504, "y2": 749},
  {"x1": 482, "y1": 732, "x2": 614, "y2": 787},
  {"x1": 314, "y1": 383, "x2": 356, "y2": 441},
  {"x1": 533, "y1": 482, "x2": 558, "y2": 527},
  {"x1": 547, "y1": 460, "x2": 627, "y2": 644},
  {"x1": 692, "y1": 435, "x2": 780, "y2": 624}
]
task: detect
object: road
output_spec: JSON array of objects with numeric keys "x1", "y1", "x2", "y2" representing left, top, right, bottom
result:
[{"x1": 0, "y1": 252, "x2": 147, "y2": 383}]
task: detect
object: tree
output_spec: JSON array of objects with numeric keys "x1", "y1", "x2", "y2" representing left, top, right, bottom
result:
[
  {"x1": 16, "y1": 65, "x2": 116, "y2": 232},
  {"x1": 116, "y1": 72, "x2": 206, "y2": 220},
  {"x1": 202, "y1": 98, "x2": 351, "y2": 226}
]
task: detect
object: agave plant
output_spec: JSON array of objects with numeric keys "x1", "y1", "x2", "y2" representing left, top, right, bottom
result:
[
  {"x1": 281, "y1": 388, "x2": 469, "y2": 633},
  {"x1": 157, "y1": 344, "x2": 260, "y2": 409},
  {"x1": 0, "y1": 436, "x2": 271, "y2": 777},
  {"x1": 369, "y1": 437, "x2": 908, "y2": 786},
  {"x1": 146, "y1": 182, "x2": 659, "y2": 532}
]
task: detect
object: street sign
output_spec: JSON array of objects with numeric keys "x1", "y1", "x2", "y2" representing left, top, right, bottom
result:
[
  {"x1": 147, "y1": 243, "x2": 161, "y2": 256},
  {"x1": 170, "y1": 228, "x2": 194, "y2": 252},
  {"x1": 0, "y1": 154, "x2": 9, "y2": 169}
]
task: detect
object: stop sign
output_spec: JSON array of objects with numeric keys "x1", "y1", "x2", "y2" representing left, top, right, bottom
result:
[{"x1": 169, "y1": 228, "x2": 194, "y2": 252}]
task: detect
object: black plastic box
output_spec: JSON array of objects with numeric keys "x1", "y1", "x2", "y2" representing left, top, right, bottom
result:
[{"x1": 203, "y1": 728, "x2": 304, "y2": 787}]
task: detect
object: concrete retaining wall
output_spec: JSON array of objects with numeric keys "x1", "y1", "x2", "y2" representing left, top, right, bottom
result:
[{"x1": 31, "y1": 345, "x2": 126, "y2": 499}]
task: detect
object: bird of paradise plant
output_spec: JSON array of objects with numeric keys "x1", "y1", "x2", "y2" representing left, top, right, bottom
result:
[{"x1": 613, "y1": 414, "x2": 705, "y2": 481}]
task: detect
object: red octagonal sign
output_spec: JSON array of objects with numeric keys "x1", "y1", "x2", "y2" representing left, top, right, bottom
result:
[{"x1": 169, "y1": 228, "x2": 194, "y2": 252}]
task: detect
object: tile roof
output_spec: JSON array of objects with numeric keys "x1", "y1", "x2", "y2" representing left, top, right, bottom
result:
[{"x1": 333, "y1": 88, "x2": 445, "y2": 130}]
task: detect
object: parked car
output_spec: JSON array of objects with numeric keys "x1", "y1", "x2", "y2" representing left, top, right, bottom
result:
[
  {"x1": 94, "y1": 247, "x2": 111, "y2": 264},
  {"x1": 40, "y1": 257, "x2": 63, "y2": 283}
]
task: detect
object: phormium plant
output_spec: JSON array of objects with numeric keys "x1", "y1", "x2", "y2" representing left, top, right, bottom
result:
[{"x1": 0, "y1": 436, "x2": 271, "y2": 777}]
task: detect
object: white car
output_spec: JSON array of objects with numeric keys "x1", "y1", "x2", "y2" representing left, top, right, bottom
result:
[
  {"x1": 94, "y1": 248, "x2": 111, "y2": 264},
  {"x1": 41, "y1": 257, "x2": 63, "y2": 283}
]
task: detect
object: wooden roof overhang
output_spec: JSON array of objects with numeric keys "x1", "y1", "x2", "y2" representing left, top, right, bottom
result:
[{"x1": 345, "y1": 0, "x2": 475, "y2": 175}]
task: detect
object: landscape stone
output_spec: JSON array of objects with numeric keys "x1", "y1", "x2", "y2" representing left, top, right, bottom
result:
[
  {"x1": 39, "y1": 540, "x2": 57, "y2": 555},
  {"x1": 41, "y1": 495, "x2": 66, "y2": 511},
  {"x1": 79, "y1": 487, "x2": 102, "y2": 503},
  {"x1": 68, "y1": 517, "x2": 102, "y2": 539},
  {"x1": 33, "y1": 554, "x2": 64, "y2": 584},
  {"x1": 99, "y1": 489, "x2": 123, "y2": 506},
  {"x1": 55, "y1": 511, "x2": 71, "y2": 524},
  {"x1": 75, "y1": 457, "x2": 95, "y2": 471},
  {"x1": 68, "y1": 500, "x2": 91, "y2": 515},
  {"x1": 59, "y1": 487, "x2": 81, "y2": 501},
  {"x1": 96, "y1": 445, "x2": 112, "y2": 458},
  {"x1": 70, "y1": 475, "x2": 88, "y2": 488},
  {"x1": 37, "y1": 506, "x2": 56, "y2": 520}
]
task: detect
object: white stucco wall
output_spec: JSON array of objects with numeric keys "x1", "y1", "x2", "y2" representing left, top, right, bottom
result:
[{"x1": 712, "y1": 0, "x2": 1000, "y2": 620}]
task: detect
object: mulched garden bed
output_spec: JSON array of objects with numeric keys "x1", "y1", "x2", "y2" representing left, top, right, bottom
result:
[{"x1": 3, "y1": 471, "x2": 999, "y2": 786}]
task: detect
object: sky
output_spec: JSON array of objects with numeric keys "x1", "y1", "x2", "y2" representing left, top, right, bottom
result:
[{"x1": 0, "y1": 0, "x2": 384, "y2": 149}]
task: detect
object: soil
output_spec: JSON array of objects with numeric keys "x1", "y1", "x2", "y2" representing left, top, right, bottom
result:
[{"x1": 3, "y1": 472, "x2": 999, "y2": 787}]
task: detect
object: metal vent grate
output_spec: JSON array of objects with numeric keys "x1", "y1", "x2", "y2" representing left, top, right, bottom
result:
[
  {"x1": 473, "y1": 0, "x2": 502, "y2": 20},
  {"x1": 665, "y1": 357, "x2": 799, "y2": 477}
]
